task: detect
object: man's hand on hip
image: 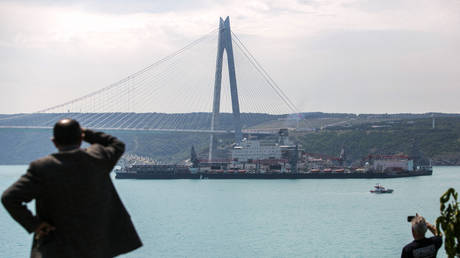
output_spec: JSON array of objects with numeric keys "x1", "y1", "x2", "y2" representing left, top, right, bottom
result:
[{"x1": 34, "y1": 222, "x2": 56, "y2": 240}]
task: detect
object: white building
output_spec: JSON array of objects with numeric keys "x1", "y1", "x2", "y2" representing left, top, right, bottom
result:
[{"x1": 232, "y1": 139, "x2": 283, "y2": 162}]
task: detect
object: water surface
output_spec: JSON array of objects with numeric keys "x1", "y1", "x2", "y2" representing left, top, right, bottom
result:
[{"x1": 1, "y1": 165, "x2": 459, "y2": 257}]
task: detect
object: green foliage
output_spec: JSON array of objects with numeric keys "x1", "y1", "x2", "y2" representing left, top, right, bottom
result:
[
  {"x1": 436, "y1": 188, "x2": 460, "y2": 258},
  {"x1": 294, "y1": 118, "x2": 460, "y2": 164}
]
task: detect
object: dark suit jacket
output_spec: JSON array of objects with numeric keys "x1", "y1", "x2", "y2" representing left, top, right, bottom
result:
[{"x1": 2, "y1": 130, "x2": 142, "y2": 258}]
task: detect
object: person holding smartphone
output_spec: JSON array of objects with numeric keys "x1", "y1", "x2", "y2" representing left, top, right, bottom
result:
[{"x1": 401, "y1": 213, "x2": 443, "y2": 258}]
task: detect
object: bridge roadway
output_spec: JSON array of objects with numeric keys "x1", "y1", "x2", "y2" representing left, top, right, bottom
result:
[{"x1": 0, "y1": 125, "x2": 278, "y2": 135}]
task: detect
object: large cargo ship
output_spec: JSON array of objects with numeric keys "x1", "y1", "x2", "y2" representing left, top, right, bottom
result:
[
  {"x1": 115, "y1": 129, "x2": 433, "y2": 180},
  {"x1": 115, "y1": 166, "x2": 432, "y2": 179},
  {"x1": 115, "y1": 154, "x2": 433, "y2": 180}
]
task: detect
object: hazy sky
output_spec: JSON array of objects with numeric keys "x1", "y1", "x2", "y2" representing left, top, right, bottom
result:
[{"x1": 1, "y1": 0, "x2": 459, "y2": 114}]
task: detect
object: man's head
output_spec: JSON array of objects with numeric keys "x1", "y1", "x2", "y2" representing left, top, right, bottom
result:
[
  {"x1": 52, "y1": 119, "x2": 83, "y2": 150},
  {"x1": 411, "y1": 214, "x2": 427, "y2": 240}
]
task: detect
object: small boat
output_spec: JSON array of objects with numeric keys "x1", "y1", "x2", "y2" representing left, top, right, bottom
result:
[{"x1": 370, "y1": 183, "x2": 394, "y2": 193}]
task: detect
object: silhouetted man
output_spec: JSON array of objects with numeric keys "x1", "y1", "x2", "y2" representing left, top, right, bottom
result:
[
  {"x1": 401, "y1": 214, "x2": 442, "y2": 258},
  {"x1": 2, "y1": 119, "x2": 142, "y2": 257}
]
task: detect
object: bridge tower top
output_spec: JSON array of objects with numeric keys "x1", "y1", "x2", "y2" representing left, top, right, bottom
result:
[{"x1": 209, "y1": 16, "x2": 242, "y2": 160}]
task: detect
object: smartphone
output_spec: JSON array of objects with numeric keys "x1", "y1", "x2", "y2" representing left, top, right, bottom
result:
[{"x1": 407, "y1": 215, "x2": 415, "y2": 222}]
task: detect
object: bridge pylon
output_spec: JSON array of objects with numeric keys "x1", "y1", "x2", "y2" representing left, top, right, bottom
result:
[{"x1": 209, "y1": 16, "x2": 242, "y2": 161}]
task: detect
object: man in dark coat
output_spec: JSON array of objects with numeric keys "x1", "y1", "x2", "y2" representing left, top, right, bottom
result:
[{"x1": 2, "y1": 119, "x2": 142, "y2": 257}]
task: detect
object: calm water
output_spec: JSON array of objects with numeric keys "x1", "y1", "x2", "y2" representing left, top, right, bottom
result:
[{"x1": 1, "y1": 166, "x2": 459, "y2": 257}]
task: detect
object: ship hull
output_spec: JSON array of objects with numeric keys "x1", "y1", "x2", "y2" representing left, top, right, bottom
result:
[{"x1": 115, "y1": 170, "x2": 432, "y2": 179}]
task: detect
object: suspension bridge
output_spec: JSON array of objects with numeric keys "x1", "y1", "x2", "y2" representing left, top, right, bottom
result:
[{"x1": 0, "y1": 17, "x2": 299, "y2": 159}]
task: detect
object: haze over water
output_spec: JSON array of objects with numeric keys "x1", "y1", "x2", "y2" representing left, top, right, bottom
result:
[{"x1": 1, "y1": 165, "x2": 459, "y2": 257}]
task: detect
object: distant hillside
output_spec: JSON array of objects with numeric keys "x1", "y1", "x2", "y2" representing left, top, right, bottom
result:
[
  {"x1": 0, "y1": 128, "x2": 211, "y2": 165},
  {"x1": 293, "y1": 117, "x2": 460, "y2": 165},
  {"x1": 256, "y1": 112, "x2": 460, "y2": 130},
  {"x1": 0, "y1": 112, "x2": 281, "y2": 165},
  {"x1": 1, "y1": 112, "x2": 460, "y2": 165}
]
